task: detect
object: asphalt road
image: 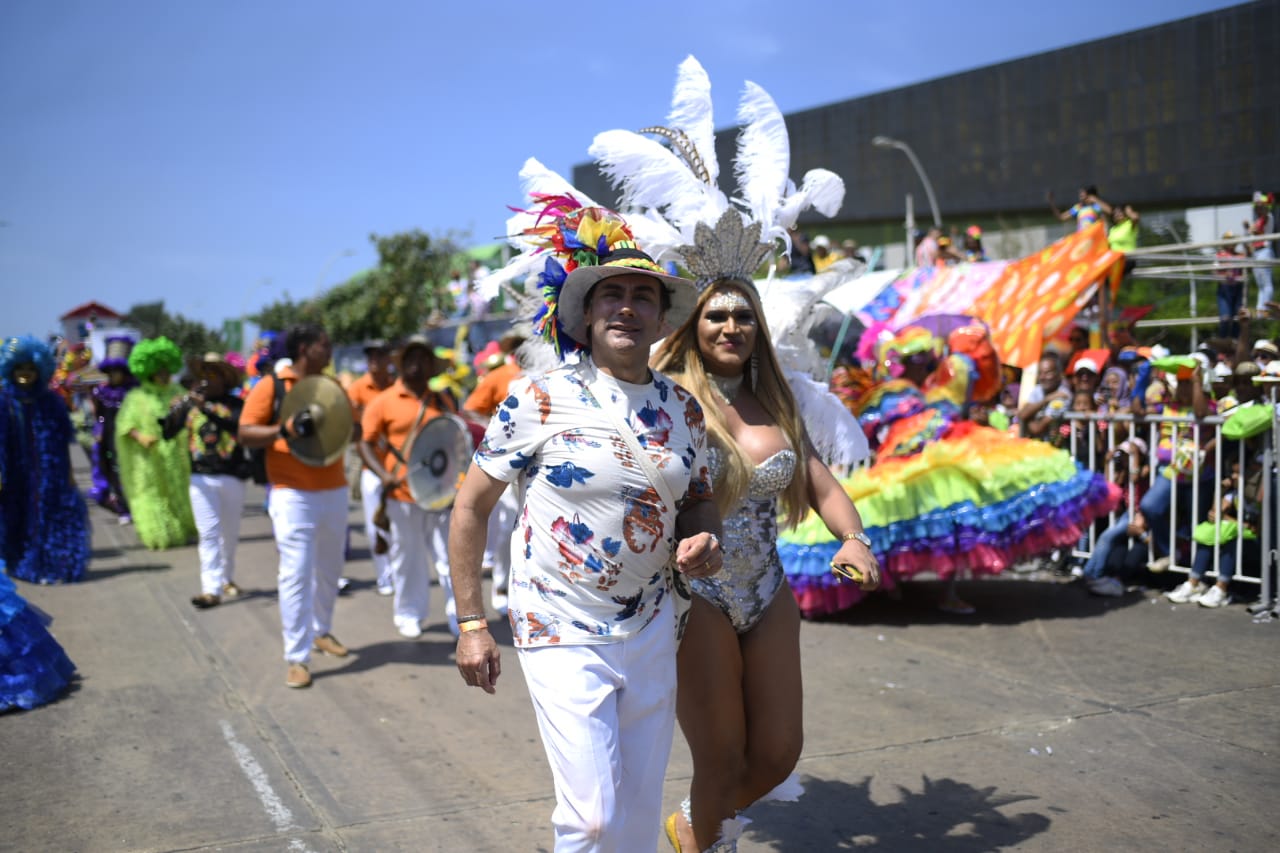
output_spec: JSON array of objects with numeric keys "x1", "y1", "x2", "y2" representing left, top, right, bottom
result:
[{"x1": 3, "y1": 476, "x2": 1276, "y2": 852}]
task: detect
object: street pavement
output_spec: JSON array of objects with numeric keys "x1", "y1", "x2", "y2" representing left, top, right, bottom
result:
[{"x1": 3, "y1": 474, "x2": 1277, "y2": 852}]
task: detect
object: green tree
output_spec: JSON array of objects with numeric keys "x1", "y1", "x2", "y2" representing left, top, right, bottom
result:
[
  {"x1": 251, "y1": 294, "x2": 318, "y2": 333},
  {"x1": 124, "y1": 300, "x2": 227, "y2": 357}
]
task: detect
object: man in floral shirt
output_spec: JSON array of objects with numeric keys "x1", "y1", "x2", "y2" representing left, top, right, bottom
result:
[{"x1": 449, "y1": 233, "x2": 723, "y2": 851}]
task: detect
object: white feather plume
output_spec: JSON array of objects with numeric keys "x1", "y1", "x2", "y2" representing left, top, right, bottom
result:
[
  {"x1": 776, "y1": 168, "x2": 846, "y2": 230},
  {"x1": 588, "y1": 130, "x2": 727, "y2": 232},
  {"x1": 666, "y1": 55, "x2": 718, "y2": 184},
  {"x1": 786, "y1": 370, "x2": 870, "y2": 467},
  {"x1": 734, "y1": 80, "x2": 791, "y2": 245}
]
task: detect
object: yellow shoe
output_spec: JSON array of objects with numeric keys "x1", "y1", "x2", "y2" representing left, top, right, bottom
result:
[
  {"x1": 664, "y1": 811, "x2": 683, "y2": 852},
  {"x1": 312, "y1": 633, "x2": 349, "y2": 657}
]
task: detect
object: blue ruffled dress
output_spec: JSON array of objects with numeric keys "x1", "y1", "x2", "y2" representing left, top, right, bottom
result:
[{"x1": 0, "y1": 571, "x2": 76, "y2": 711}]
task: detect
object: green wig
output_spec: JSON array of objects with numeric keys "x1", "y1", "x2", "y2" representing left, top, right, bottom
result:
[{"x1": 128, "y1": 336, "x2": 183, "y2": 381}]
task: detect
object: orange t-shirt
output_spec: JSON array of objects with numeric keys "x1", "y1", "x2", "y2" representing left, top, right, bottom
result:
[
  {"x1": 347, "y1": 371, "x2": 393, "y2": 416},
  {"x1": 463, "y1": 360, "x2": 520, "y2": 417},
  {"x1": 241, "y1": 366, "x2": 349, "y2": 491},
  {"x1": 361, "y1": 380, "x2": 452, "y2": 503}
]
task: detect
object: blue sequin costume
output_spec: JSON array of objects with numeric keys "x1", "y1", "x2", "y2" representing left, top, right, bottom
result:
[
  {"x1": 690, "y1": 447, "x2": 797, "y2": 633},
  {"x1": 1, "y1": 337, "x2": 92, "y2": 584},
  {"x1": 0, "y1": 571, "x2": 76, "y2": 710}
]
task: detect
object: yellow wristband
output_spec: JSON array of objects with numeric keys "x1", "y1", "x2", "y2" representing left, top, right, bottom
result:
[{"x1": 458, "y1": 619, "x2": 489, "y2": 634}]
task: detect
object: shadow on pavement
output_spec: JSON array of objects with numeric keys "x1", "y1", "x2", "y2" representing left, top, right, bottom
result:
[
  {"x1": 747, "y1": 774, "x2": 1051, "y2": 852},
  {"x1": 313, "y1": 638, "x2": 458, "y2": 680},
  {"x1": 84, "y1": 562, "x2": 170, "y2": 581},
  {"x1": 820, "y1": 579, "x2": 1146, "y2": 627}
]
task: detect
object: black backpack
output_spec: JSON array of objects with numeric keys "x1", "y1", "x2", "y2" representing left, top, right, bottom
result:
[{"x1": 247, "y1": 373, "x2": 284, "y2": 486}]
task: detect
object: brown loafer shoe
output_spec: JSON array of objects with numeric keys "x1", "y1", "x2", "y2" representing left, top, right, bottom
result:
[
  {"x1": 190, "y1": 593, "x2": 221, "y2": 609},
  {"x1": 285, "y1": 663, "x2": 311, "y2": 689},
  {"x1": 221, "y1": 582, "x2": 243, "y2": 599},
  {"x1": 312, "y1": 633, "x2": 349, "y2": 657}
]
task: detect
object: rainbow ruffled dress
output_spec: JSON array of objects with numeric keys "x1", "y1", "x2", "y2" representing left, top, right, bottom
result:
[{"x1": 782, "y1": 356, "x2": 1120, "y2": 618}]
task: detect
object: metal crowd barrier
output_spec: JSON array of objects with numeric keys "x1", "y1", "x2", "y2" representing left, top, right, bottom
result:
[{"x1": 1060, "y1": 383, "x2": 1278, "y2": 607}]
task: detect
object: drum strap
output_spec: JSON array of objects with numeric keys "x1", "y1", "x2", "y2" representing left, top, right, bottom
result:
[{"x1": 386, "y1": 396, "x2": 434, "y2": 483}]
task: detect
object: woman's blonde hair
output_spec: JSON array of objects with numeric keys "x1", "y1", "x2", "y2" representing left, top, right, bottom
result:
[{"x1": 652, "y1": 280, "x2": 810, "y2": 528}]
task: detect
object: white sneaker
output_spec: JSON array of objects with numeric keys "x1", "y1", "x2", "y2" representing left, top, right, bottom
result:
[
  {"x1": 395, "y1": 619, "x2": 423, "y2": 639},
  {"x1": 1148, "y1": 556, "x2": 1172, "y2": 573},
  {"x1": 1195, "y1": 585, "x2": 1230, "y2": 608},
  {"x1": 377, "y1": 585, "x2": 394, "y2": 597},
  {"x1": 1087, "y1": 577, "x2": 1125, "y2": 597},
  {"x1": 1165, "y1": 580, "x2": 1205, "y2": 603}
]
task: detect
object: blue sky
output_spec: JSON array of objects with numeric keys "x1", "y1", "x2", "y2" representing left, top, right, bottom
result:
[{"x1": 0, "y1": 0, "x2": 1240, "y2": 341}]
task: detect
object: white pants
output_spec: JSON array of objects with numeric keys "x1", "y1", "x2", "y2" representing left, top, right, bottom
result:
[
  {"x1": 1255, "y1": 245, "x2": 1275, "y2": 310},
  {"x1": 189, "y1": 474, "x2": 246, "y2": 596},
  {"x1": 486, "y1": 486, "x2": 519, "y2": 612},
  {"x1": 360, "y1": 467, "x2": 392, "y2": 588},
  {"x1": 269, "y1": 486, "x2": 348, "y2": 663},
  {"x1": 385, "y1": 498, "x2": 455, "y2": 631},
  {"x1": 518, "y1": 613, "x2": 677, "y2": 853}
]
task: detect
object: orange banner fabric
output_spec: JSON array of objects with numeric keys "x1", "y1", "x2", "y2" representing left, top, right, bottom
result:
[{"x1": 973, "y1": 222, "x2": 1124, "y2": 369}]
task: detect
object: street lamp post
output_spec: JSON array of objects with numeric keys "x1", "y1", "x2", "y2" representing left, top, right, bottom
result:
[
  {"x1": 873, "y1": 135, "x2": 942, "y2": 230},
  {"x1": 316, "y1": 248, "x2": 357, "y2": 290}
]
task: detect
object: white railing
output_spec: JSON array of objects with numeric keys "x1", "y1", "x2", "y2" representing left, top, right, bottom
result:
[{"x1": 1059, "y1": 382, "x2": 1277, "y2": 605}]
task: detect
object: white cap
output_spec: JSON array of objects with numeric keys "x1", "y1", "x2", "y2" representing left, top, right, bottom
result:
[
  {"x1": 1212, "y1": 362, "x2": 1233, "y2": 380},
  {"x1": 811, "y1": 235, "x2": 831, "y2": 250},
  {"x1": 1072, "y1": 357, "x2": 1100, "y2": 375}
]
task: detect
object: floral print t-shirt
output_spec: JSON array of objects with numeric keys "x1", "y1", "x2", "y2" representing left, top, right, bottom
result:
[{"x1": 474, "y1": 359, "x2": 712, "y2": 648}]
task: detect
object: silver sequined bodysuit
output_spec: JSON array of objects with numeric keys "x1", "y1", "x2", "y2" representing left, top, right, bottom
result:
[{"x1": 690, "y1": 446, "x2": 797, "y2": 633}]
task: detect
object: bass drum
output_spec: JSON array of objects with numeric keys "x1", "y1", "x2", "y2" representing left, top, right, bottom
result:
[{"x1": 405, "y1": 413, "x2": 475, "y2": 510}]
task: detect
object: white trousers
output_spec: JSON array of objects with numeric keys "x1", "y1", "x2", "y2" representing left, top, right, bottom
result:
[
  {"x1": 518, "y1": 613, "x2": 677, "y2": 853},
  {"x1": 1254, "y1": 245, "x2": 1275, "y2": 310},
  {"x1": 189, "y1": 473, "x2": 246, "y2": 596},
  {"x1": 269, "y1": 486, "x2": 348, "y2": 663},
  {"x1": 385, "y1": 498, "x2": 455, "y2": 630},
  {"x1": 486, "y1": 485, "x2": 519, "y2": 611},
  {"x1": 360, "y1": 467, "x2": 392, "y2": 588}
]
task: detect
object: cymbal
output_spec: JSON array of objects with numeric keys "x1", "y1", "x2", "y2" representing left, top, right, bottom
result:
[{"x1": 278, "y1": 375, "x2": 353, "y2": 467}]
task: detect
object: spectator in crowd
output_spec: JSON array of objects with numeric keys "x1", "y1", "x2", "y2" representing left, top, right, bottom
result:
[
  {"x1": 1018, "y1": 352, "x2": 1071, "y2": 439},
  {"x1": 1209, "y1": 361, "x2": 1235, "y2": 406},
  {"x1": 1251, "y1": 339, "x2": 1277, "y2": 368},
  {"x1": 1245, "y1": 191, "x2": 1275, "y2": 311},
  {"x1": 786, "y1": 228, "x2": 815, "y2": 275},
  {"x1": 1095, "y1": 365, "x2": 1131, "y2": 416},
  {"x1": 1068, "y1": 355, "x2": 1102, "y2": 397},
  {"x1": 934, "y1": 234, "x2": 963, "y2": 267},
  {"x1": 841, "y1": 238, "x2": 867, "y2": 264},
  {"x1": 962, "y1": 225, "x2": 986, "y2": 262},
  {"x1": 1077, "y1": 437, "x2": 1151, "y2": 596},
  {"x1": 1048, "y1": 185, "x2": 1112, "y2": 232},
  {"x1": 1216, "y1": 232, "x2": 1245, "y2": 337},
  {"x1": 811, "y1": 235, "x2": 837, "y2": 272},
  {"x1": 1141, "y1": 359, "x2": 1215, "y2": 572},
  {"x1": 1166, "y1": 489, "x2": 1259, "y2": 608},
  {"x1": 1106, "y1": 203, "x2": 1141, "y2": 253},
  {"x1": 914, "y1": 227, "x2": 941, "y2": 268}
]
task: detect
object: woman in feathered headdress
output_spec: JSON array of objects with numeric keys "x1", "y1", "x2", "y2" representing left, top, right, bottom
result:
[
  {"x1": 588, "y1": 56, "x2": 875, "y2": 852},
  {"x1": 0, "y1": 335, "x2": 92, "y2": 584},
  {"x1": 115, "y1": 336, "x2": 195, "y2": 549}
]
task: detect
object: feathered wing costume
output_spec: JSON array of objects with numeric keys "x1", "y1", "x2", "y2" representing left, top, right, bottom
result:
[
  {"x1": 0, "y1": 571, "x2": 76, "y2": 710},
  {"x1": 0, "y1": 336, "x2": 92, "y2": 584},
  {"x1": 115, "y1": 338, "x2": 195, "y2": 550},
  {"x1": 780, "y1": 325, "x2": 1121, "y2": 617}
]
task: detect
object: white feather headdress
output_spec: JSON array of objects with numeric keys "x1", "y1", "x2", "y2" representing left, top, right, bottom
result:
[{"x1": 587, "y1": 55, "x2": 846, "y2": 287}]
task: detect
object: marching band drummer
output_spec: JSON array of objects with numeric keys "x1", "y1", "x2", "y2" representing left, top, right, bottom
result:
[
  {"x1": 239, "y1": 324, "x2": 359, "y2": 690},
  {"x1": 359, "y1": 336, "x2": 461, "y2": 639}
]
